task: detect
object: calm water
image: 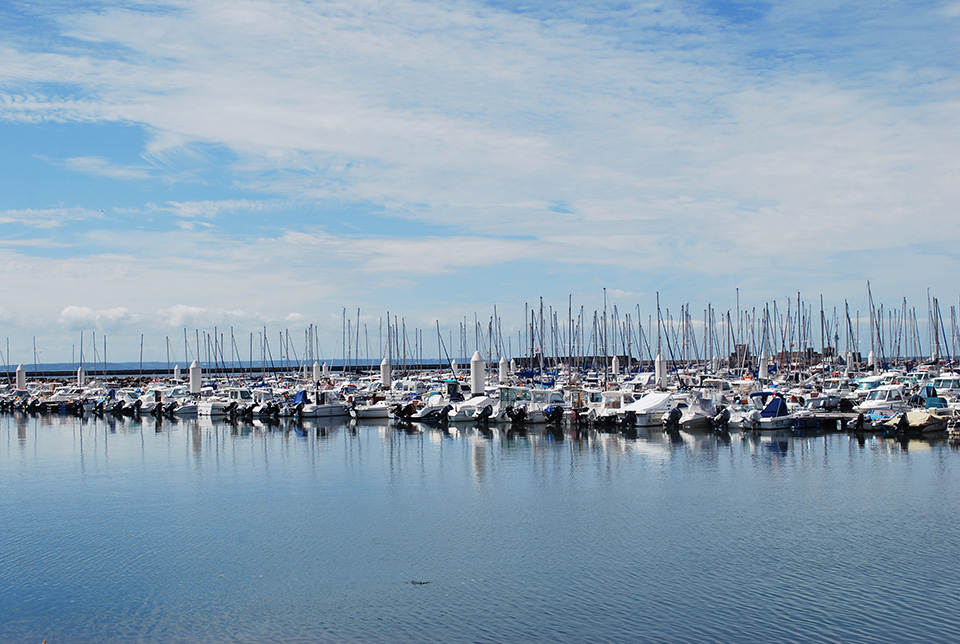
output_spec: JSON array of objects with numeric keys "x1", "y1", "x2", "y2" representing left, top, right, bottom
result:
[{"x1": 2, "y1": 413, "x2": 960, "y2": 643}]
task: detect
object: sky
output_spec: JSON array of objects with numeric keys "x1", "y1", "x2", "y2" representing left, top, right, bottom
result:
[{"x1": 0, "y1": 0, "x2": 958, "y2": 366}]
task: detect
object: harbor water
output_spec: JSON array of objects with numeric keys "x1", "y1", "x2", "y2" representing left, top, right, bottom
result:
[{"x1": 2, "y1": 414, "x2": 960, "y2": 643}]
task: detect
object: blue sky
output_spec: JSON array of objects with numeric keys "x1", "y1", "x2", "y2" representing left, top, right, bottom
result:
[{"x1": 1, "y1": 0, "x2": 958, "y2": 365}]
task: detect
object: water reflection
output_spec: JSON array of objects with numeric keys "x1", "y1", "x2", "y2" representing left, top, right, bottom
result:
[
  {"x1": 17, "y1": 414, "x2": 28, "y2": 447},
  {"x1": 2, "y1": 413, "x2": 960, "y2": 644},
  {"x1": 3, "y1": 413, "x2": 958, "y2": 482}
]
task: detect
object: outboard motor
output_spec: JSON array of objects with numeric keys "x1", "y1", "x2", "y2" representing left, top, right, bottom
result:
[
  {"x1": 476, "y1": 404, "x2": 493, "y2": 422},
  {"x1": 712, "y1": 406, "x2": 730, "y2": 436},
  {"x1": 546, "y1": 405, "x2": 564, "y2": 424},
  {"x1": 437, "y1": 404, "x2": 453, "y2": 424},
  {"x1": 853, "y1": 412, "x2": 865, "y2": 434},
  {"x1": 508, "y1": 406, "x2": 527, "y2": 425},
  {"x1": 894, "y1": 412, "x2": 910, "y2": 440},
  {"x1": 664, "y1": 406, "x2": 682, "y2": 433}
]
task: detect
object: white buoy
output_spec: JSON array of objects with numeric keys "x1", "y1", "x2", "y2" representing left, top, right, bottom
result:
[
  {"x1": 189, "y1": 360, "x2": 201, "y2": 394},
  {"x1": 611, "y1": 355, "x2": 620, "y2": 377},
  {"x1": 77, "y1": 366, "x2": 85, "y2": 387},
  {"x1": 312, "y1": 361, "x2": 321, "y2": 383},
  {"x1": 498, "y1": 356, "x2": 508, "y2": 383},
  {"x1": 322, "y1": 361, "x2": 330, "y2": 377},
  {"x1": 381, "y1": 357, "x2": 392, "y2": 389},
  {"x1": 655, "y1": 352, "x2": 666, "y2": 388},
  {"x1": 510, "y1": 359, "x2": 517, "y2": 374},
  {"x1": 470, "y1": 351, "x2": 484, "y2": 397},
  {"x1": 173, "y1": 364, "x2": 181, "y2": 381},
  {"x1": 16, "y1": 364, "x2": 26, "y2": 389}
]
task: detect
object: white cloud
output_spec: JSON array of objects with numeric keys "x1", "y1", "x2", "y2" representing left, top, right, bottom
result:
[
  {"x1": 60, "y1": 156, "x2": 151, "y2": 180},
  {"x1": 0, "y1": 206, "x2": 102, "y2": 228},
  {"x1": 0, "y1": 0, "x2": 956, "y2": 360},
  {"x1": 157, "y1": 304, "x2": 207, "y2": 328},
  {"x1": 60, "y1": 305, "x2": 132, "y2": 328},
  {"x1": 160, "y1": 199, "x2": 277, "y2": 219}
]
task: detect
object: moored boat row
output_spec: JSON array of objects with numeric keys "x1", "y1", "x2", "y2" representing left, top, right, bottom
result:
[{"x1": 2, "y1": 355, "x2": 958, "y2": 442}]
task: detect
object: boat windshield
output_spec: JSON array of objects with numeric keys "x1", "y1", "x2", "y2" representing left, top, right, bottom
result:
[
  {"x1": 500, "y1": 388, "x2": 531, "y2": 405},
  {"x1": 865, "y1": 389, "x2": 901, "y2": 402}
]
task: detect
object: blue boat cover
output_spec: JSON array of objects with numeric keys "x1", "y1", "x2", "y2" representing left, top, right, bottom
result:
[
  {"x1": 761, "y1": 396, "x2": 789, "y2": 418},
  {"x1": 292, "y1": 390, "x2": 309, "y2": 405}
]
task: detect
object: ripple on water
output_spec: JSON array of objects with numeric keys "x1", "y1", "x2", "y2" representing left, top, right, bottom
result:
[{"x1": 3, "y1": 417, "x2": 960, "y2": 643}]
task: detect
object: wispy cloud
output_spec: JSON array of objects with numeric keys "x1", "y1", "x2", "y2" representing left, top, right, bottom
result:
[
  {"x1": 59, "y1": 155, "x2": 151, "y2": 180},
  {"x1": 0, "y1": 206, "x2": 103, "y2": 228},
  {"x1": 0, "y1": 0, "x2": 956, "y2": 359},
  {"x1": 163, "y1": 199, "x2": 277, "y2": 219}
]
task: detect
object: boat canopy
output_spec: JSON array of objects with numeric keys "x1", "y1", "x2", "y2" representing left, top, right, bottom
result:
[
  {"x1": 622, "y1": 391, "x2": 674, "y2": 413},
  {"x1": 761, "y1": 396, "x2": 790, "y2": 418},
  {"x1": 292, "y1": 390, "x2": 309, "y2": 405}
]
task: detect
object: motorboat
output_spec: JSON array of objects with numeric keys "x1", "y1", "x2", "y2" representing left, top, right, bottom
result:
[
  {"x1": 677, "y1": 392, "x2": 717, "y2": 434},
  {"x1": 732, "y1": 392, "x2": 796, "y2": 432},
  {"x1": 351, "y1": 399, "x2": 393, "y2": 419},
  {"x1": 198, "y1": 387, "x2": 255, "y2": 417},
  {"x1": 855, "y1": 384, "x2": 908, "y2": 415},
  {"x1": 930, "y1": 373, "x2": 960, "y2": 400},
  {"x1": 621, "y1": 391, "x2": 686, "y2": 428},
  {"x1": 291, "y1": 388, "x2": 351, "y2": 419},
  {"x1": 852, "y1": 375, "x2": 884, "y2": 401},
  {"x1": 884, "y1": 410, "x2": 950, "y2": 436},
  {"x1": 589, "y1": 390, "x2": 638, "y2": 426},
  {"x1": 499, "y1": 385, "x2": 565, "y2": 425},
  {"x1": 445, "y1": 395, "x2": 501, "y2": 423}
]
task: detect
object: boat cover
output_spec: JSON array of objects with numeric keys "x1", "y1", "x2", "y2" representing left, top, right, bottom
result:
[
  {"x1": 761, "y1": 396, "x2": 789, "y2": 418},
  {"x1": 292, "y1": 390, "x2": 310, "y2": 405}
]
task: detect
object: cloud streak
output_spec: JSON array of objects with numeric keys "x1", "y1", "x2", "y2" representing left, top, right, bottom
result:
[{"x1": 0, "y1": 0, "x2": 956, "y2": 359}]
